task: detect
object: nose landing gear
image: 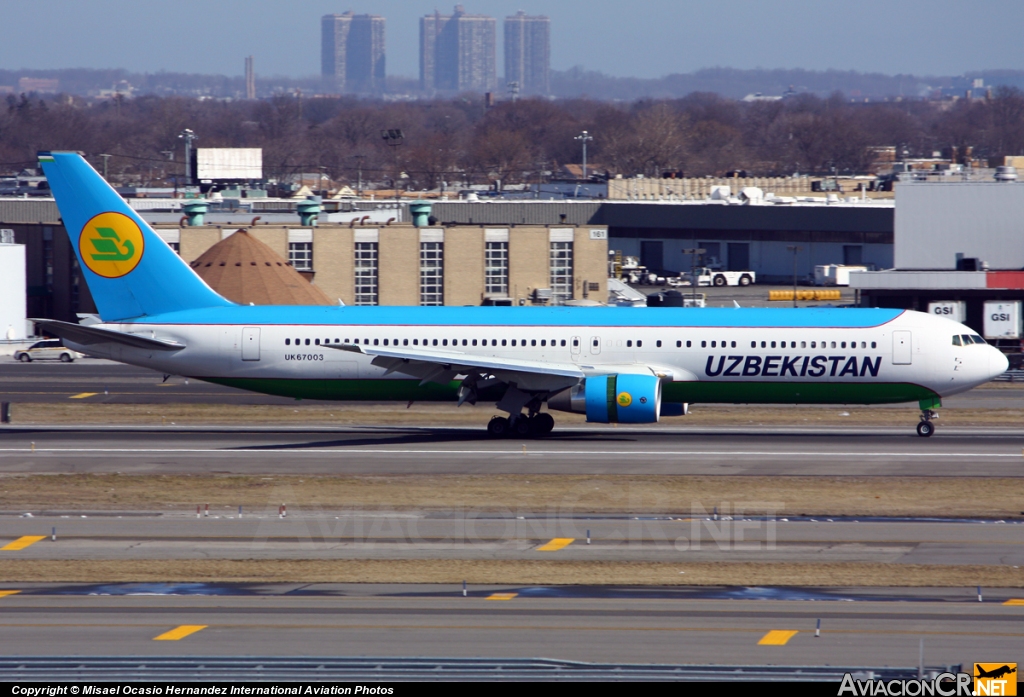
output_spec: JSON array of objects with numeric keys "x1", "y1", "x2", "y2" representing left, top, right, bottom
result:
[{"x1": 916, "y1": 409, "x2": 938, "y2": 437}]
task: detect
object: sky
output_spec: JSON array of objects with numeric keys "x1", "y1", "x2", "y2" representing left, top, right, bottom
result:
[{"x1": 2, "y1": 0, "x2": 1023, "y2": 80}]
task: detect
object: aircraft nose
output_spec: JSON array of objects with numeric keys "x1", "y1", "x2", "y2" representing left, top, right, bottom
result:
[{"x1": 990, "y1": 347, "x2": 1009, "y2": 380}]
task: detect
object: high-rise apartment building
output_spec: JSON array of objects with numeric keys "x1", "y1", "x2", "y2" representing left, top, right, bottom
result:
[
  {"x1": 504, "y1": 11, "x2": 549, "y2": 96},
  {"x1": 321, "y1": 12, "x2": 386, "y2": 94},
  {"x1": 420, "y1": 5, "x2": 496, "y2": 93}
]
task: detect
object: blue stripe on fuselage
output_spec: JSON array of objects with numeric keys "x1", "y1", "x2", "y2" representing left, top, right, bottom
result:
[{"x1": 136, "y1": 306, "x2": 904, "y2": 329}]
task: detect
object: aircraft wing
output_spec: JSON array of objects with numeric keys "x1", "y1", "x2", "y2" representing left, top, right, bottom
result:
[
  {"x1": 329, "y1": 343, "x2": 584, "y2": 393},
  {"x1": 32, "y1": 319, "x2": 186, "y2": 351}
]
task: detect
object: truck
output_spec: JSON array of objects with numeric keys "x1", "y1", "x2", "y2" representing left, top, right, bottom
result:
[
  {"x1": 683, "y1": 267, "x2": 755, "y2": 287},
  {"x1": 813, "y1": 265, "x2": 868, "y2": 286}
]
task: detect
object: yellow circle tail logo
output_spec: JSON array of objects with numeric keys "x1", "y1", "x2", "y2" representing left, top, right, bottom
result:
[
  {"x1": 79, "y1": 212, "x2": 145, "y2": 278},
  {"x1": 616, "y1": 392, "x2": 632, "y2": 408}
]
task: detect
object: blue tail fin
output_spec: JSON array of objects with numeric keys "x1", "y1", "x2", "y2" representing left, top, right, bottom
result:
[{"x1": 38, "y1": 151, "x2": 232, "y2": 321}]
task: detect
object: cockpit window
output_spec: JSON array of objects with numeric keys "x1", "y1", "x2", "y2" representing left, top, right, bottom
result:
[
  {"x1": 952, "y1": 335, "x2": 962, "y2": 346},
  {"x1": 971, "y1": 335, "x2": 986, "y2": 344}
]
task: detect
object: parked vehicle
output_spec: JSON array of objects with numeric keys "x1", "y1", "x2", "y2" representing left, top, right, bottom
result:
[
  {"x1": 13, "y1": 339, "x2": 79, "y2": 362},
  {"x1": 683, "y1": 267, "x2": 755, "y2": 287}
]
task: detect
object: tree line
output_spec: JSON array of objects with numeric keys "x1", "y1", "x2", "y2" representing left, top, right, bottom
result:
[{"x1": 3, "y1": 88, "x2": 1024, "y2": 190}]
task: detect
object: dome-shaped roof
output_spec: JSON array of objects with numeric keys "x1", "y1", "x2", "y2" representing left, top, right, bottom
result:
[{"x1": 189, "y1": 229, "x2": 334, "y2": 306}]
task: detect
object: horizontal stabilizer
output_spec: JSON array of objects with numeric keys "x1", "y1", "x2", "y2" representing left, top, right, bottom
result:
[{"x1": 32, "y1": 319, "x2": 185, "y2": 351}]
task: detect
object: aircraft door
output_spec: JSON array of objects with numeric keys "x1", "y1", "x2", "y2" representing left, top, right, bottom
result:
[
  {"x1": 892, "y1": 330, "x2": 911, "y2": 365},
  {"x1": 242, "y1": 327, "x2": 261, "y2": 361},
  {"x1": 589, "y1": 336, "x2": 601, "y2": 355},
  {"x1": 571, "y1": 336, "x2": 581, "y2": 361}
]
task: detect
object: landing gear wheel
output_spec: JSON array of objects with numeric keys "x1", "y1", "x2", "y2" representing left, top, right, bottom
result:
[
  {"x1": 487, "y1": 416, "x2": 509, "y2": 438},
  {"x1": 532, "y1": 413, "x2": 555, "y2": 435},
  {"x1": 513, "y1": 418, "x2": 531, "y2": 437},
  {"x1": 916, "y1": 421, "x2": 935, "y2": 438}
]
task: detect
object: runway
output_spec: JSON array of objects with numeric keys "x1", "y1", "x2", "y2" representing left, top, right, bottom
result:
[
  {"x1": 1, "y1": 359, "x2": 1022, "y2": 408},
  {"x1": 0, "y1": 584, "x2": 1018, "y2": 667},
  {"x1": 2, "y1": 424, "x2": 1024, "y2": 475},
  {"x1": 1, "y1": 514, "x2": 1022, "y2": 564}
]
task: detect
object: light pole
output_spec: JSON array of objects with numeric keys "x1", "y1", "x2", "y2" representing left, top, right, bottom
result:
[
  {"x1": 575, "y1": 130, "x2": 593, "y2": 181},
  {"x1": 787, "y1": 245, "x2": 802, "y2": 308},
  {"x1": 99, "y1": 154, "x2": 111, "y2": 182},
  {"x1": 178, "y1": 129, "x2": 198, "y2": 187}
]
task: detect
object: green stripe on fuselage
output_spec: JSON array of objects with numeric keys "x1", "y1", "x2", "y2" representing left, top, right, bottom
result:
[{"x1": 203, "y1": 377, "x2": 937, "y2": 406}]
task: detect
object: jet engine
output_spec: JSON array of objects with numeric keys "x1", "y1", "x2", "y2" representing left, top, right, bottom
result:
[{"x1": 548, "y1": 374, "x2": 662, "y2": 423}]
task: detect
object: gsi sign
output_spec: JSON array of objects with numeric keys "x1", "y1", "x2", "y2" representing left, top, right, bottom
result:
[
  {"x1": 983, "y1": 301, "x2": 1022, "y2": 339},
  {"x1": 928, "y1": 301, "x2": 965, "y2": 323}
]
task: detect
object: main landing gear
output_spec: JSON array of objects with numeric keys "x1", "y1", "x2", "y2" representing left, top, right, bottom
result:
[
  {"x1": 487, "y1": 413, "x2": 555, "y2": 438},
  {"x1": 916, "y1": 409, "x2": 938, "y2": 438}
]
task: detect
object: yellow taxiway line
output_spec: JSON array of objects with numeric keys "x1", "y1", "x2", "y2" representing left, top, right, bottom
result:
[
  {"x1": 537, "y1": 538, "x2": 574, "y2": 552},
  {"x1": 758, "y1": 630, "x2": 799, "y2": 645},
  {"x1": 153, "y1": 625, "x2": 207, "y2": 641},
  {"x1": 1, "y1": 536, "x2": 46, "y2": 551}
]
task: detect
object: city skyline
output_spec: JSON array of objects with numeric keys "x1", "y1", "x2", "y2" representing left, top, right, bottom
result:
[{"x1": 3, "y1": 1, "x2": 1024, "y2": 82}]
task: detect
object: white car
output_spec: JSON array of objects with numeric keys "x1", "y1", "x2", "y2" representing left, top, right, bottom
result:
[{"x1": 13, "y1": 339, "x2": 80, "y2": 362}]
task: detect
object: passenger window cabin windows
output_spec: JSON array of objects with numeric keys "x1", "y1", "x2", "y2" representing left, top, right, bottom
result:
[
  {"x1": 801, "y1": 341, "x2": 807, "y2": 348},
  {"x1": 373, "y1": 339, "x2": 379, "y2": 346},
  {"x1": 404, "y1": 339, "x2": 409, "y2": 346},
  {"x1": 770, "y1": 341, "x2": 776, "y2": 348},
  {"x1": 573, "y1": 338, "x2": 579, "y2": 347},
  {"x1": 381, "y1": 339, "x2": 386, "y2": 346},
  {"x1": 676, "y1": 340, "x2": 682, "y2": 348},
  {"x1": 305, "y1": 339, "x2": 310, "y2": 346},
  {"x1": 761, "y1": 341, "x2": 766, "y2": 348},
  {"x1": 443, "y1": 339, "x2": 448, "y2": 346},
  {"x1": 432, "y1": 339, "x2": 438, "y2": 346},
  {"x1": 701, "y1": 341, "x2": 707, "y2": 348},
  {"x1": 285, "y1": 339, "x2": 290, "y2": 345},
  {"x1": 637, "y1": 340, "x2": 643, "y2": 347},
  {"x1": 711, "y1": 341, "x2": 716, "y2": 348},
  {"x1": 861, "y1": 342, "x2": 866, "y2": 349},
  {"x1": 841, "y1": 342, "x2": 846, "y2": 349},
  {"x1": 502, "y1": 339, "x2": 507, "y2": 346},
  {"x1": 472, "y1": 339, "x2": 477, "y2": 346},
  {"x1": 627, "y1": 340, "x2": 633, "y2": 347},
  {"x1": 731, "y1": 341, "x2": 736, "y2": 348},
  {"x1": 831, "y1": 341, "x2": 836, "y2": 348},
  {"x1": 541, "y1": 340, "x2": 546, "y2": 347},
  {"x1": 531, "y1": 339, "x2": 537, "y2": 347},
  {"x1": 751, "y1": 341, "x2": 756, "y2": 348},
  {"x1": 657, "y1": 340, "x2": 662, "y2": 348},
  {"x1": 810, "y1": 341, "x2": 816, "y2": 348},
  {"x1": 561, "y1": 339, "x2": 566, "y2": 347},
  {"x1": 316, "y1": 339, "x2": 321, "y2": 345},
  {"x1": 512, "y1": 340, "x2": 517, "y2": 347},
  {"x1": 462, "y1": 339, "x2": 468, "y2": 346},
  {"x1": 686, "y1": 341, "x2": 692, "y2": 348}
]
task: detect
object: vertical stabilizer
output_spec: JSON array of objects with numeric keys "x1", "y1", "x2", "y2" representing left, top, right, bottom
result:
[{"x1": 38, "y1": 151, "x2": 232, "y2": 321}]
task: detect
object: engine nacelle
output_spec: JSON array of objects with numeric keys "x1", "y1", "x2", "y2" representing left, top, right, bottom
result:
[{"x1": 549, "y1": 373, "x2": 662, "y2": 423}]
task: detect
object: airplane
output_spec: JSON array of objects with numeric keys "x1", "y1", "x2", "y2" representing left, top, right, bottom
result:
[
  {"x1": 33, "y1": 151, "x2": 1008, "y2": 438},
  {"x1": 975, "y1": 665, "x2": 1017, "y2": 680}
]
